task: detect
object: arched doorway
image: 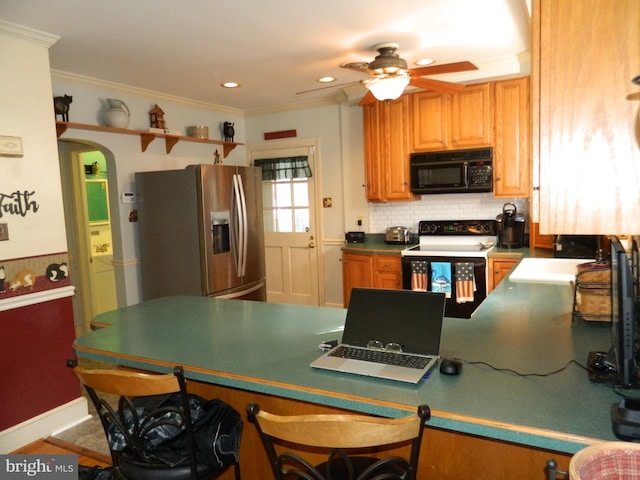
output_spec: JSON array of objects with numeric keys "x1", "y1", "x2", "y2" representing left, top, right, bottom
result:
[{"x1": 58, "y1": 139, "x2": 119, "y2": 334}]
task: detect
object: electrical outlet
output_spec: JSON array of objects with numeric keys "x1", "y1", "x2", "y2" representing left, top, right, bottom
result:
[
  {"x1": 357, "y1": 215, "x2": 363, "y2": 226},
  {"x1": 0, "y1": 223, "x2": 8, "y2": 241}
]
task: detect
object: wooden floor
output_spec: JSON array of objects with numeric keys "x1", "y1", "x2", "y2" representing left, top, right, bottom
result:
[{"x1": 12, "y1": 436, "x2": 111, "y2": 468}]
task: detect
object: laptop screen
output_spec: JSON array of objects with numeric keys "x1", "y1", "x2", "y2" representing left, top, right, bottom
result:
[{"x1": 342, "y1": 288, "x2": 445, "y2": 355}]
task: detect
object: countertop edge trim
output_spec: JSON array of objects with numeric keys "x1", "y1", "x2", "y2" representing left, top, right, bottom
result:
[{"x1": 72, "y1": 345, "x2": 596, "y2": 454}]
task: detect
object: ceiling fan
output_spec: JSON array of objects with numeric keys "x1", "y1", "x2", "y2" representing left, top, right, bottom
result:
[{"x1": 298, "y1": 43, "x2": 478, "y2": 105}]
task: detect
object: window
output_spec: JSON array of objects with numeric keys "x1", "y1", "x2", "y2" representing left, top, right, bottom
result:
[
  {"x1": 254, "y1": 156, "x2": 312, "y2": 233},
  {"x1": 262, "y1": 178, "x2": 309, "y2": 233}
]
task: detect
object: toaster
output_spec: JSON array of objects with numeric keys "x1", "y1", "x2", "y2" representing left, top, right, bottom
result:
[{"x1": 385, "y1": 226, "x2": 410, "y2": 244}]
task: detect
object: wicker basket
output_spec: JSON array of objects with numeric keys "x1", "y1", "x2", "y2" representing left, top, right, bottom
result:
[{"x1": 573, "y1": 262, "x2": 612, "y2": 322}]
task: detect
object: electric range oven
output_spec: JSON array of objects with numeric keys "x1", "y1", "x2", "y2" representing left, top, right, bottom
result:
[{"x1": 401, "y1": 219, "x2": 497, "y2": 318}]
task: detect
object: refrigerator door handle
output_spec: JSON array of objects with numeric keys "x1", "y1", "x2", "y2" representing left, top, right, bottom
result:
[{"x1": 232, "y1": 173, "x2": 249, "y2": 277}]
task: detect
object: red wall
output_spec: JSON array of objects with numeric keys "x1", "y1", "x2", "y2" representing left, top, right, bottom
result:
[{"x1": 0, "y1": 296, "x2": 80, "y2": 430}]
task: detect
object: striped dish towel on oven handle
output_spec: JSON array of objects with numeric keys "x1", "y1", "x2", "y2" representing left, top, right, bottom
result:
[
  {"x1": 455, "y1": 262, "x2": 476, "y2": 303},
  {"x1": 410, "y1": 260, "x2": 428, "y2": 291}
]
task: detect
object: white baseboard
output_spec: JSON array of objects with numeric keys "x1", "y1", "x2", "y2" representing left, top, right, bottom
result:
[{"x1": 0, "y1": 396, "x2": 89, "y2": 453}]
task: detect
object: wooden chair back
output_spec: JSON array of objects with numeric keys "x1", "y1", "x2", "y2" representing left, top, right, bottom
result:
[
  {"x1": 247, "y1": 403, "x2": 430, "y2": 480},
  {"x1": 72, "y1": 364, "x2": 240, "y2": 480}
]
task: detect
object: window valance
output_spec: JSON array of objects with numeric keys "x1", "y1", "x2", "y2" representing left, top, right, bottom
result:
[{"x1": 253, "y1": 156, "x2": 312, "y2": 180}]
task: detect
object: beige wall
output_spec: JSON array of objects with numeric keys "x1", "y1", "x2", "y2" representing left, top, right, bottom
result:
[{"x1": 0, "y1": 27, "x2": 67, "y2": 259}]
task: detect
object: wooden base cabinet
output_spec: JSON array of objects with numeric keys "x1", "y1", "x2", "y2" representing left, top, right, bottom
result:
[
  {"x1": 188, "y1": 379, "x2": 572, "y2": 480},
  {"x1": 373, "y1": 255, "x2": 402, "y2": 290},
  {"x1": 488, "y1": 257, "x2": 518, "y2": 292},
  {"x1": 342, "y1": 252, "x2": 402, "y2": 307}
]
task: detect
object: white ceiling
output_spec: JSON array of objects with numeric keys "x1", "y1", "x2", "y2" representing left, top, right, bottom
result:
[{"x1": 1, "y1": 0, "x2": 531, "y2": 114}]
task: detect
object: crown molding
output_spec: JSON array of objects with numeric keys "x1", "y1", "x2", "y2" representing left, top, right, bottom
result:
[
  {"x1": 51, "y1": 69, "x2": 246, "y2": 117},
  {"x1": 0, "y1": 20, "x2": 59, "y2": 48}
]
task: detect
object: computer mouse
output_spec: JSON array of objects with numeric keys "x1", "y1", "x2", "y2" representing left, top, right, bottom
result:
[{"x1": 439, "y1": 358, "x2": 462, "y2": 375}]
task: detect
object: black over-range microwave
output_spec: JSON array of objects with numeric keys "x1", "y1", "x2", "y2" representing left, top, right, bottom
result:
[{"x1": 410, "y1": 147, "x2": 493, "y2": 194}]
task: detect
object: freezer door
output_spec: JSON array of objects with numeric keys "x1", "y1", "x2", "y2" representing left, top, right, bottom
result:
[{"x1": 199, "y1": 165, "x2": 265, "y2": 295}]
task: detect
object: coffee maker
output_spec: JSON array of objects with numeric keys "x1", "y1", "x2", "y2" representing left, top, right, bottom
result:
[{"x1": 496, "y1": 203, "x2": 526, "y2": 248}]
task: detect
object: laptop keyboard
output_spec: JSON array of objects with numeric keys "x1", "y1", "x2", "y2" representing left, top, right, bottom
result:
[{"x1": 328, "y1": 345, "x2": 430, "y2": 369}]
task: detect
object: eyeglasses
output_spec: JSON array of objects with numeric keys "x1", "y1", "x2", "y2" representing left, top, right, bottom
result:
[{"x1": 366, "y1": 340, "x2": 403, "y2": 353}]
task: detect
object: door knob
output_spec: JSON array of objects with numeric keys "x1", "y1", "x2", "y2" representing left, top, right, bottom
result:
[{"x1": 309, "y1": 241, "x2": 316, "y2": 249}]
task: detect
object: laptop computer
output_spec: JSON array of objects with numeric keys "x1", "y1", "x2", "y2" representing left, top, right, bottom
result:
[{"x1": 311, "y1": 288, "x2": 446, "y2": 383}]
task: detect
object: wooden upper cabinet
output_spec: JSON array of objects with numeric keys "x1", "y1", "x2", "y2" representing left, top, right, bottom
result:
[
  {"x1": 412, "y1": 83, "x2": 493, "y2": 151},
  {"x1": 411, "y1": 91, "x2": 450, "y2": 150},
  {"x1": 363, "y1": 96, "x2": 414, "y2": 202},
  {"x1": 533, "y1": 0, "x2": 640, "y2": 234},
  {"x1": 493, "y1": 77, "x2": 530, "y2": 197}
]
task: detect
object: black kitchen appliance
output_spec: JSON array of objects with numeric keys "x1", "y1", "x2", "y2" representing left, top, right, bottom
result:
[
  {"x1": 495, "y1": 203, "x2": 525, "y2": 248},
  {"x1": 554, "y1": 235, "x2": 602, "y2": 259},
  {"x1": 401, "y1": 219, "x2": 496, "y2": 318},
  {"x1": 409, "y1": 148, "x2": 493, "y2": 194}
]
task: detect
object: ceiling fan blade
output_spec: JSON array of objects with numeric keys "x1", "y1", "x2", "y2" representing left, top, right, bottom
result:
[
  {"x1": 296, "y1": 80, "x2": 362, "y2": 95},
  {"x1": 409, "y1": 77, "x2": 466, "y2": 94},
  {"x1": 409, "y1": 61, "x2": 478, "y2": 77},
  {"x1": 359, "y1": 90, "x2": 377, "y2": 106}
]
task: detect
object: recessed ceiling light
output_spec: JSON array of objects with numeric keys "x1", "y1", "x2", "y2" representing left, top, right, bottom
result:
[
  {"x1": 221, "y1": 82, "x2": 240, "y2": 88},
  {"x1": 317, "y1": 76, "x2": 336, "y2": 83},
  {"x1": 416, "y1": 58, "x2": 435, "y2": 66}
]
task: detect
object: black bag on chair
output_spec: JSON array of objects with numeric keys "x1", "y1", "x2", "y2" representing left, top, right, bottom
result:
[{"x1": 108, "y1": 394, "x2": 242, "y2": 473}]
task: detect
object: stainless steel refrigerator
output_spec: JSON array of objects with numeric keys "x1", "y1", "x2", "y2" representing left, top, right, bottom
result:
[{"x1": 136, "y1": 164, "x2": 266, "y2": 301}]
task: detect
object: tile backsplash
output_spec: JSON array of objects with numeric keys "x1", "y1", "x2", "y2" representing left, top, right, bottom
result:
[{"x1": 369, "y1": 194, "x2": 529, "y2": 233}]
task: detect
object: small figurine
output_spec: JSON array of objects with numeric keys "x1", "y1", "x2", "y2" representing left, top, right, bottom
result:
[
  {"x1": 214, "y1": 149, "x2": 222, "y2": 164},
  {"x1": 223, "y1": 121, "x2": 235, "y2": 142},
  {"x1": 54, "y1": 95, "x2": 73, "y2": 122},
  {"x1": 46, "y1": 262, "x2": 69, "y2": 282},
  {"x1": 9, "y1": 269, "x2": 36, "y2": 291},
  {"x1": 149, "y1": 104, "x2": 166, "y2": 130}
]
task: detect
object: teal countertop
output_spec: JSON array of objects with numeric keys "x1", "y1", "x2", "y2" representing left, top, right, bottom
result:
[
  {"x1": 342, "y1": 233, "x2": 416, "y2": 253},
  {"x1": 77, "y1": 276, "x2": 619, "y2": 455}
]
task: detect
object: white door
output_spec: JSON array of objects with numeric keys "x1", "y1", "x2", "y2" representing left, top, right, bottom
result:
[{"x1": 250, "y1": 142, "x2": 320, "y2": 305}]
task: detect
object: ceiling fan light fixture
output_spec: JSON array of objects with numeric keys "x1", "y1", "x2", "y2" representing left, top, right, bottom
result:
[
  {"x1": 365, "y1": 74, "x2": 410, "y2": 101},
  {"x1": 368, "y1": 42, "x2": 408, "y2": 75}
]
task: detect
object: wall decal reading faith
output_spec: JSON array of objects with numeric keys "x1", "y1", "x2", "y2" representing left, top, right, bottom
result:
[{"x1": 0, "y1": 190, "x2": 39, "y2": 218}]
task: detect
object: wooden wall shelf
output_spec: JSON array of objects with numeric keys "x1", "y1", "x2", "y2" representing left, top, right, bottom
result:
[{"x1": 55, "y1": 121, "x2": 241, "y2": 157}]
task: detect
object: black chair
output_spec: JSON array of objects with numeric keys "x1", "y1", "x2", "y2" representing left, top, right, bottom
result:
[
  {"x1": 71, "y1": 362, "x2": 241, "y2": 480},
  {"x1": 247, "y1": 402, "x2": 430, "y2": 480}
]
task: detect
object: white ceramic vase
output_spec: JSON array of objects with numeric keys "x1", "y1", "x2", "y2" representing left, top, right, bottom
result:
[{"x1": 104, "y1": 98, "x2": 130, "y2": 128}]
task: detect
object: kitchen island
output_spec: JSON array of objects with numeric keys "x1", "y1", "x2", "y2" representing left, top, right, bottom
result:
[{"x1": 75, "y1": 274, "x2": 619, "y2": 479}]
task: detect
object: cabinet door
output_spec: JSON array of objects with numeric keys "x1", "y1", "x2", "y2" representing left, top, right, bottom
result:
[
  {"x1": 529, "y1": 222, "x2": 555, "y2": 251},
  {"x1": 488, "y1": 258, "x2": 518, "y2": 292},
  {"x1": 534, "y1": 0, "x2": 640, "y2": 234},
  {"x1": 384, "y1": 96, "x2": 413, "y2": 201},
  {"x1": 363, "y1": 97, "x2": 414, "y2": 202},
  {"x1": 373, "y1": 255, "x2": 402, "y2": 290},
  {"x1": 362, "y1": 103, "x2": 384, "y2": 202},
  {"x1": 450, "y1": 83, "x2": 493, "y2": 148},
  {"x1": 412, "y1": 91, "x2": 450, "y2": 150},
  {"x1": 493, "y1": 78, "x2": 530, "y2": 197},
  {"x1": 342, "y1": 253, "x2": 374, "y2": 307}
]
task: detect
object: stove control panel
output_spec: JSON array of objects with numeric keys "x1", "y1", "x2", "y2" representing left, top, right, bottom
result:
[{"x1": 418, "y1": 220, "x2": 496, "y2": 236}]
